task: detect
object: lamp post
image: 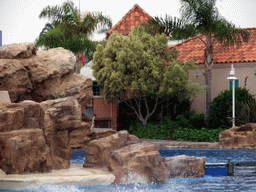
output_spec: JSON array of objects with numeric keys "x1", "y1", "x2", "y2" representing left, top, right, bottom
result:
[{"x1": 227, "y1": 64, "x2": 237, "y2": 127}]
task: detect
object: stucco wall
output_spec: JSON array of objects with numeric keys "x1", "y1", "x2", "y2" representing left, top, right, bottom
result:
[{"x1": 189, "y1": 62, "x2": 256, "y2": 114}]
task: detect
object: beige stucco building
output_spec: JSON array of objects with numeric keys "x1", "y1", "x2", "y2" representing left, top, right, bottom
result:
[
  {"x1": 190, "y1": 62, "x2": 256, "y2": 113},
  {"x1": 169, "y1": 28, "x2": 256, "y2": 114}
]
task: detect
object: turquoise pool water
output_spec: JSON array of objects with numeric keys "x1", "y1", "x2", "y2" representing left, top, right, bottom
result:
[{"x1": 1, "y1": 148, "x2": 256, "y2": 192}]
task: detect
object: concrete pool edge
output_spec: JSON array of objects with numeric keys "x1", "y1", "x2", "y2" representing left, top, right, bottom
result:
[
  {"x1": 143, "y1": 140, "x2": 220, "y2": 149},
  {"x1": 0, "y1": 163, "x2": 115, "y2": 191}
]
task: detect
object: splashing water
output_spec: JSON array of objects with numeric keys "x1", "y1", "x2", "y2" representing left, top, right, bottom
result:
[{"x1": 24, "y1": 181, "x2": 191, "y2": 192}]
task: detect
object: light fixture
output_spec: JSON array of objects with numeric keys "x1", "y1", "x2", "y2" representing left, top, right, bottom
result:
[
  {"x1": 227, "y1": 64, "x2": 238, "y2": 127},
  {"x1": 254, "y1": 69, "x2": 256, "y2": 76},
  {"x1": 196, "y1": 71, "x2": 199, "y2": 78}
]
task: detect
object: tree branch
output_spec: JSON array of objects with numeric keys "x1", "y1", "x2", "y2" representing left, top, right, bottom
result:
[
  {"x1": 139, "y1": 99, "x2": 142, "y2": 116},
  {"x1": 149, "y1": 97, "x2": 159, "y2": 117},
  {"x1": 124, "y1": 99, "x2": 133, "y2": 108},
  {"x1": 124, "y1": 100, "x2": 140, "y2": 118},
  {"x1": 196, "y1": 35, "x2": 207, "y2": 47},
  {"x1": 134, "y1": 98, "x2": 141, "y2": 118},
  {"x1": 144, "y1": 97, "x2": 150, "y2": 116}
]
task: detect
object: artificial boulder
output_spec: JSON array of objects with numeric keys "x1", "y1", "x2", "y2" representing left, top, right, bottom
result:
[
  {"x1": 70, "y1": 126, "x2": 117, "y2": 148},
  {"x1": 83, "y1": 130, "x2": 208, "y2": 184},
  {"x1": 70, "y1": 121, "x2": 92, "y2": 148},
  {"x1": 40, "y1": 97, "x2": 82, "y2": 169},
  {"x1": 86, "y1": 130, "x2": 117, "y2": 141},
  {"x1": 83, "y1": 130, "x2": 140, "y2": 168},
  {"x1": 109, "y1": 142, "x2": 170, "y2": 184},
  {"x1": 27, "y1": 47, "x2": 75, "y2": 83},
  {"x1": 0, "y1": 129, "x2": 51, "y2": 174},
  {"x1": 0, "y1": 100, "x2": 44, "y2": 133},
  {"x1": 0, "y1": 97, "x2": 83, "y2": 174},
  {"x1": 165, "y1": 155, "x2": 206, "y2": 178},
  {"x1": 219, "y1": 123, "x2": 256, "y2": 149},
  {"x1": 0, "y1": 43, "x2": 36, "y2": 59},
  {"x1": 0, "y1": 59, "x2": 33, "y2": 102},
  {"x1": 0, "y1": 103, "x2": 24, "y2": 132},
  {"x1": 0, "y1": 43, "x2": 93, "y2": 109}
]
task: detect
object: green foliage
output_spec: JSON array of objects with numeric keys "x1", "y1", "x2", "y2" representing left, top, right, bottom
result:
[
  {"x1": 161, "y1": 97, "x2": 192, "y2": 121},
  {"x1": 236, "y1": 98, "x2": 256, "y2": 125},
  {"x1": 36, "y1": 28, "x2": 64, "y2": 48},
  {"x1": 144, "y1": 0, "x2": 250, "y2": 44},
  {"x1": 65, "y1": 33, "x2": 96, "y2": 56},
  {"x1": 129, "y1": 115, "x2": 223, "y2": 142},
  {"x1": 144, "y1": 0, "x2": 250, "y2": 128},
  {"x1": 35, "y1": 0, "x2": 112, "y2": 58},
  {"x1": 210, "y1": 87, "x2": 255, "y2": 129},
  {"x1": 93, "y1": 25, "x2": 202, "y2": 103},
  {"x1": 188, "y1": 111, "x2": 205, "y2": 129},
  {"x1": 128, "y1": 111, "x2": 221, "y2": 142},
  {"x1": 129, "y1": 119, "x2": 177, "y2": 140},
  {"x1": 176, "y1": 111, "x2": 205, "y2": 129},
  {"x1": 172, "y1": 127, "x2": 224, "y2": 142},
  {"x1": 93, "y1": 25, "x2": 203, "y2": 126}
]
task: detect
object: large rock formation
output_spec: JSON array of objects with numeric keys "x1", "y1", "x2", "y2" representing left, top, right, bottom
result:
[
  {"x1": 70, "y1": 121, "x2": 92, "y2": 148},
  {"x1": 0, "y1": 42, "x2": 93, "y2": 155},
  {"x1": 70, "y1": 124, "x2": 117, "y2": 148},
  {"x1": 0, "y1": 97, "x2": 82, "y2": 174},
  {"x1": 0, "y1": 42, "x2": 36, "y2": 59},
  {"x1": 0, "y1": 59, "x2": 32, "y2": 102},
  {"x1": 83, "y1": 130, "x2": 140, "y2": 168},
  {"x1": 0, "y1": 43, "x2": 93, "y2": 110},
  {"x1": 0, "y1": 103, "x2": 24, "y2": 132},
  {"x1": 219, "y1": 123, "x2": 256, "y2": 149},
  {"x1": 40, "y1": 97, "x2": 82, "y2": 169},
  {"x1": 0, "y1": 129, "x2": 51, "y2": 174},
  {"x1": 165, "y1": 155, "x2": 206, "y2": 178},
  {"x1": 109, "y1": 142, "x2": 170, "y2": 184},
  {"x1": 84, "y1": 131, "x2": 206, "y2": 184}
]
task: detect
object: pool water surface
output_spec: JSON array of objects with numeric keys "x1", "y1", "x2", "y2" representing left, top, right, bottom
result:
[{"x1": 2, "y1": 148, "x2": 256, "y2": 192}]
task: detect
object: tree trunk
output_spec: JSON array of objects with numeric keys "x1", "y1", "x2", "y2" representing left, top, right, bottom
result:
[
  {"x1": 76, "y1": 53, "x2": 81, "y2": 74},
  {"x1": 204, "y1": 35, "x2": 214, "y2": 128},
  {"x1": 124, "y1": 98, "x2": 159, "y2": 126},
  {"x1": 205, "y1": 67, "x2": 212, "y2": 128}
]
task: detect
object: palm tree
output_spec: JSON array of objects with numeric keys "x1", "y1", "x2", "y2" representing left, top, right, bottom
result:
[
  {"x1": 36, "y1": 0, "x2": 112, "y2": 74},
  {"x1": 144, "y1": 0, "x2": 250, "y2": 127}
]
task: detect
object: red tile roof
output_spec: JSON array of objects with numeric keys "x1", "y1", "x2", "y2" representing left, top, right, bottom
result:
[
  {"x1": 106, "y1": 4, "x2": 152, "y2": 39},
  {"x1": 168, "y1": 28, "x2": 256, "y2": 64}
]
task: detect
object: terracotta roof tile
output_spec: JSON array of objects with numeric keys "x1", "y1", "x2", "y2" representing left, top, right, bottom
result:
[
  {"x1": 168, "y1": 28, "x2": 256, "y2": 64},
  {"x1": 106, "y1": 4, "x2": 152, "y2": 39}
]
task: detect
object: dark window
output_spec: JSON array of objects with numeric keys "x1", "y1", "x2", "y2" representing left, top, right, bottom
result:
[
  {"x1": 95, "y1": 120, "x2": 111, "y2": 128},
  {"x1": 93, "y1": 81, "x2": 100, "y2": 96}
]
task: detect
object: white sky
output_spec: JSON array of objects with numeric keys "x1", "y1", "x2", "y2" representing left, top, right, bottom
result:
[{"x1": 0, "y1": 0, "x2": 256, "y2": 45}]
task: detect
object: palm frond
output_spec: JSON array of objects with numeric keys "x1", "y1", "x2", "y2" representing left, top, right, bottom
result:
[
  {"x1": 180, "y1": 0, "x2": 219, "y2": 28},
  {"x1": 39, "y1": 23, "x2": 54, "y2": 37},
  {"x1": 212, "y1": 18, "x2": 250, "y2": 46},
  {"x1": 144, "y1": 15, "x2": 196, "y2": 40}
]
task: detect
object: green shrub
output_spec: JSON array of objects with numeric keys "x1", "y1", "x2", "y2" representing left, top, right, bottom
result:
[
  {"x1": 129, "y1": 119, "x2": 178, "y2": 140},
  {"x1": 181, "y1": 110, "x2": 205, "y2": 129},
  {"x1": 172, "y1": 111, "x2": 205, "y2": 130},
  {"x1": 129, "y1": 113, "x2": 223, "y2": 142},
  {"x1": 210, "y1": 87, "x2": 255, "y2": 129},
  {"x1": 172, "y1": 127, "x2": 225, "y2": 142},
  {"x1": 129, "y1": 107, "x2": 229, "y2": 142},
  {"x1": 236, "y1": 98, "x2": 256, "y2": 125},
  {"x1": 175, "y1": 115, "x2": 193, "y2": 129}
]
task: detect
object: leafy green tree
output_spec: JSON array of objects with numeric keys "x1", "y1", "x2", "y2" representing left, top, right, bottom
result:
[
  {"x1": 35, "y1": 0, "x2": 112, "y2": 74},
  {"x1": 92, "y1": 25, "x2": 203, "y2": 126},
  {"x1": 144, "y1": 0, "x2": 250, "y2": 127}
]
